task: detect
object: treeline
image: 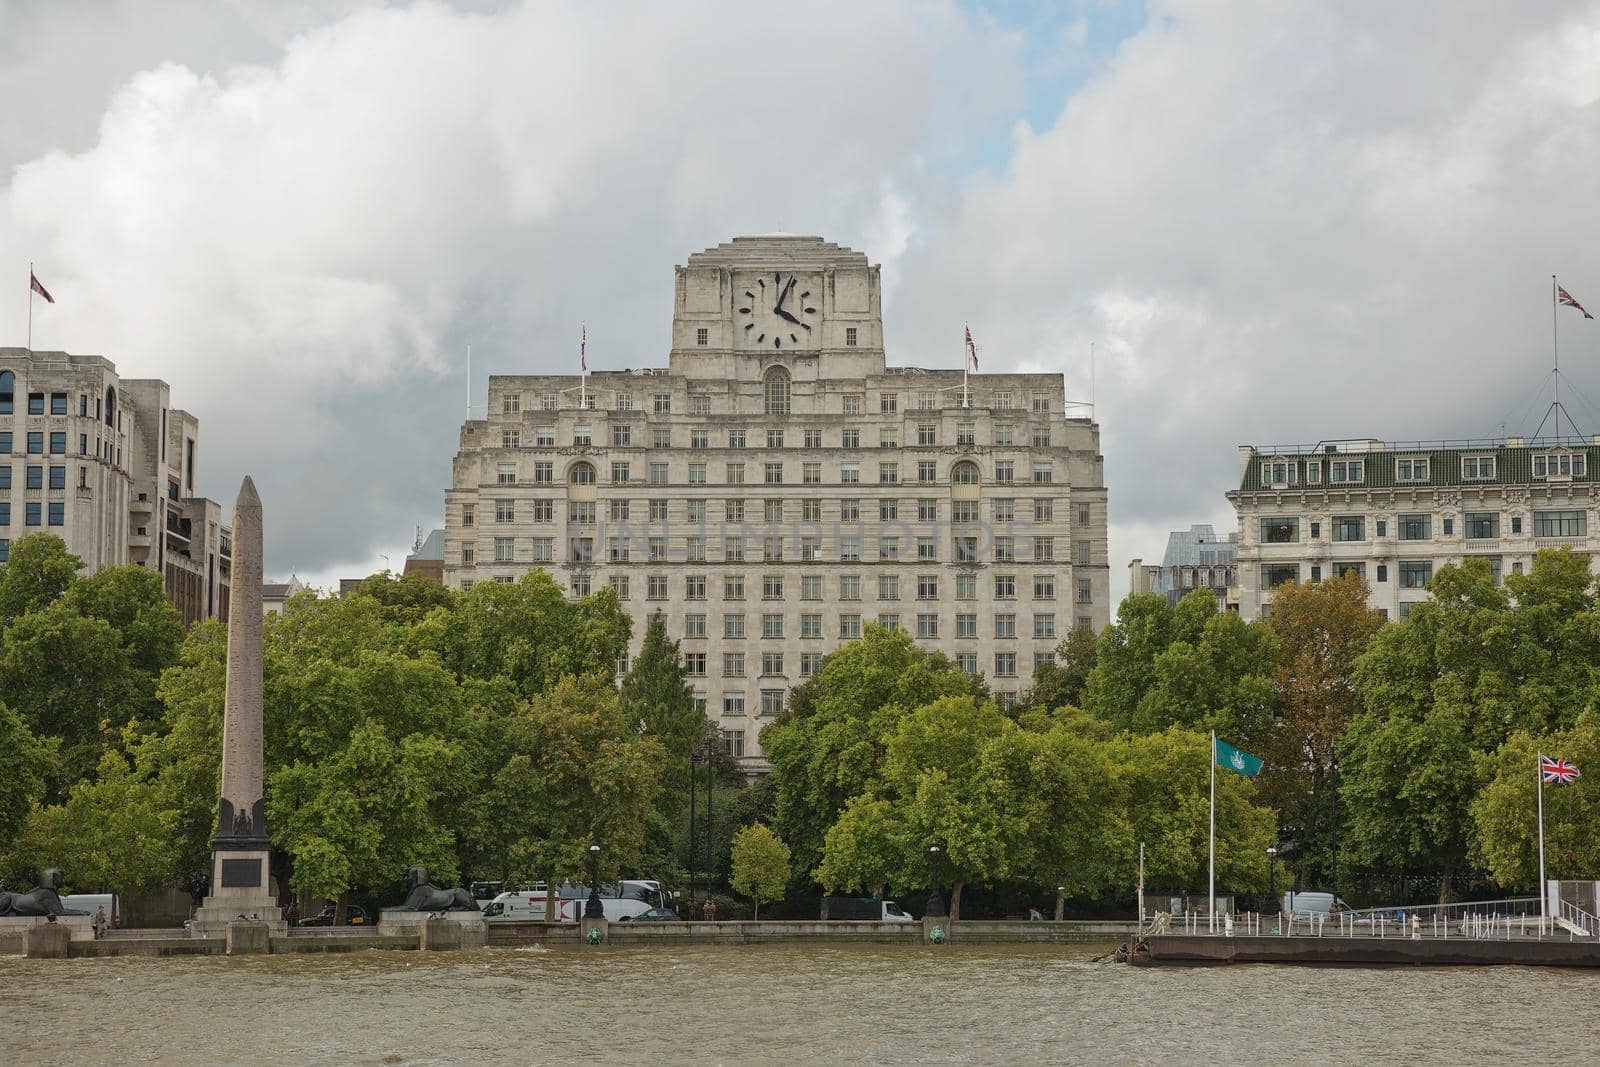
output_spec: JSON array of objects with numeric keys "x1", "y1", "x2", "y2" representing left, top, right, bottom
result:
[{"x1": 2, "y1": 531, "x2": 1592, "y2": 914}]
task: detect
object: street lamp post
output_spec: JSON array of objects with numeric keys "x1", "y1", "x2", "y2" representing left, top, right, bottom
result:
[
  {"x1": 1267, "y1": 847, "x2": 1278, "y2": 913},
  {"x1": 1055, "y1": 885, "x2": 1065, "y2": 922},
  {"x1": 926, "y1": 845, "x2": 946, "y2": 918},
  {"x1": 585, "y1": 844, "x2": 603, "y2": 919}
]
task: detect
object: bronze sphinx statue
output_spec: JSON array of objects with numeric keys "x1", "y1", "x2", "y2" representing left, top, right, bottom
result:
[
  {"x1": 0, "y1": 869, "x2": 89, "y2": 918},
  {"x1": 400, "y1": 866, "x2": 477, "y2": 912}
]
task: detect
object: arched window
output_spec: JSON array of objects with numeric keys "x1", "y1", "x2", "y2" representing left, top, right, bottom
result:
[
  {"x1": 951, "y1": 461, "x2": 979, "y2": 485},
  {"x1": 0, "y1": 370, "x2": 13, "y2": 414},
  {"x1": 104, "y1": 386, "x2": 117, "y2": 428},
  {"x1": 569, "y1": 461, "x2": 596, "y2": 485},
  {"x1": 763, "y1": 366, "x2": 791, "y2": 416}
]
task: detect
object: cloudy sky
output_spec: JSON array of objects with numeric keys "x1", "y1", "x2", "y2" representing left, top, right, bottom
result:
[{"x1": 4, "y1": 0, "x2": 1600, "y2": 600}]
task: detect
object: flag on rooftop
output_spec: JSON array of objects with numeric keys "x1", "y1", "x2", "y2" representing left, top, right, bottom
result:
[
  {"x1": 1214, "y1": 736, "x2": 1263, "y2": 777},
  {"x1": 580, "y1": 323, "x2": 587, "y2": 371},
  {"x1": 1558, "y1": 286, "x2": 1593, "y2": 319},
  {"x1": 30, "y1": 271, "x2": 54, "y2": 304},
  {"x1": 1540, "y1": 754, "x2": 1580, "y2": 784},
  {"x1": 964, "y1": 325, "x2": 978, "y2": 370}
]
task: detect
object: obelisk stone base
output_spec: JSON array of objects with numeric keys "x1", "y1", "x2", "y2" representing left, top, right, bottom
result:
[
  {"x1": 226, "y1": 921, "x2": 272, "y2": 955},
  {"x1": 192, "y1": 847, "x2": 285, "y2": 937}
]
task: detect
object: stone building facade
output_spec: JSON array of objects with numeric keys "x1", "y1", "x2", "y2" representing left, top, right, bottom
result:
[
  {"x1": 443, "y1": 236, "x2": 1110, "y2": 767},
  {"x1": 1229, "y1": 436, "x2": 1600, "y2": 620},
  {"x1": 0, "y1": 349, "x2": 230, "y2": 625}
]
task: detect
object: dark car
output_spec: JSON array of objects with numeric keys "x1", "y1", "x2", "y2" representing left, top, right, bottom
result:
[
  {"x1": 619, "y1": 907, "x2": 680, "y2": 922},
  {"x1": 297, "y1": 905, "x2": 372, "y2": 927}
]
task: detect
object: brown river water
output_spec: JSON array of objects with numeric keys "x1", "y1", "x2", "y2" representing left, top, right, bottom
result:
[{"x1": 2, "y1": 941, "x2": 1597, "y2": 1065}]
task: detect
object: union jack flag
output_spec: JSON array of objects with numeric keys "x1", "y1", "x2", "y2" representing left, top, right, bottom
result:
[
  {"x1": 965, "y1": 325, "x2": 978, "y2": 371},
  {"x1": 1540, "y1": 754, "x2": 1581, "y2": 785},
  {"x1": 1558, "y1": 286, "x2": 1593, "y2": 319}
]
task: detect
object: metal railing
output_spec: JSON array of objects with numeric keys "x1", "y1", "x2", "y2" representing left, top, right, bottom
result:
[{"x1": 1145, "y1": 897, "x2": 1600, "y2": 941}]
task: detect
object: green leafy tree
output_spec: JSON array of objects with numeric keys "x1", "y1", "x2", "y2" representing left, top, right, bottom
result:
[
  {"x1": 345, "y1": 570, "x2": 457, "y2": 626},
  {"x1": 1011, "y1": 710, "x2": 1131, "y2": 917},
  {"x1": 0, "y1": 606, "x2": 143, "y2": 794},
  {"x1": 622, "y1": 612, "x2": 707, "y2": 789},
  {"x1": 0, "y1": 700, "x2": 54, "y2": 859},
  {"x1": 1109, "y1": 727, "x2": 1276, "y2": 897},
  {"x1": 1472, "y1": 712, "x2": 1600, "y2": 888},
  {"x1": 764, "y1": 625, "x2": 985, "y2": 883},
  {"x1": 0, "y1": 533, "x2": 82, "y2": 624},
  {"x1": 1019, "y1": 625, "x2": 1098, "y2": 714},
  {"x1": 433, "y1": 569, "x2": 631, "y2": 695},
  {"x1": 816, "y1": 695, "x2": 1017, "y2": 919},
  {"x1": 1083, "y1": 590, "x2": 1278, "y2": 743},
  {"x1": 466, "y1": 674, "x2": 665, "y2": 914},
  {"x1": 729, "y1": 822, "x2": 791, "y2": 918},
  {"x1": 5, "y1": 747, "x2": 185, "y2": 894},
  {"x1": 269, "y1": 721, "x2": 470, "y2": 918}
]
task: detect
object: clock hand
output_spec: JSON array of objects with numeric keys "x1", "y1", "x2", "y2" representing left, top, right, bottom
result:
[
  {"x1": 776, "y1": 307, "x2": 800, "y2": 324},
  {"x1": 775, "y1": 276, "x2": 794, "y2": 312}
]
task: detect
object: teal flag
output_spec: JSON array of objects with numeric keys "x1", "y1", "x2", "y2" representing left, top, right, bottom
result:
[{"x1": 1215, "y1": 737, "x2": 1263, "y2": 777}]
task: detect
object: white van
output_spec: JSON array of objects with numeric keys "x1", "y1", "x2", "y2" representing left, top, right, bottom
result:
[{"x1": 1281, "y1": 891, "x2": 1351, "y2": 918}]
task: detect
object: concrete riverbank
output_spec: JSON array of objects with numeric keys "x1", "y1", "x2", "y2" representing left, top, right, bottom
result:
[
  {"x1": 2, "y1": 918, "x2": 1136, "y2": 957},
  {"x1": 1132, "y1": 933, "x2": 1600, "y2": 967},
  {"x1": 486, "y1": 918, "x2": 1135, "y2": 947}
]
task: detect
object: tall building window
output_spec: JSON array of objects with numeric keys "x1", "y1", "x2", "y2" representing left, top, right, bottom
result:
[
  {"x1": 845, "y1": 327, "x2": 857, "y2": 346},
  {"x1": 569, "y1": 462, "x2": 596, "y2": 485},
  {"x1": 696, "y1": 327, "x2": 708, "y2": 346},
  {"x1": 764, "y1": 366, "x2": 791, "y2": 416}
]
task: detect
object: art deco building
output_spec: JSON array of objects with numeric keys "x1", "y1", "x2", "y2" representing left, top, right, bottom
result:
[
  {"x1": 444, "y1": 236, "x2": 1110, "y2": 766},
  {"x1": 1229, "y1": 436, "x2": 1600, "y2": 620},
  {"x1": 0, "y1": 348, "x2": 230, "y2": 625}
]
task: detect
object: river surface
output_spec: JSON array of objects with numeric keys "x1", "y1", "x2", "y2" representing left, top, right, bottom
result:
[{"x1": 2, "y1": 942, "x2": 1597, "y2": 1065}]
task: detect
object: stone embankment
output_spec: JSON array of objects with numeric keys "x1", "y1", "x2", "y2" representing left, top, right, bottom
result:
[{"x1": 1, "y1": 918, "x2": 1135, "y2": 956}]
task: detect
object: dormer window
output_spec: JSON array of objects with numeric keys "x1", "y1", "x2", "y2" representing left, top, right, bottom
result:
[
  {"x1": 1305, "y1": 461, "x2": 1321, "y2": 485},
  {"x1": 1462, "y1": 455, "x2": 1496, "y2": 481},
  {"x1": 1330, "y1": 460, "x2": 1364, "y2": 484},
  {"x1": 1533, "y1": 451, "x2": 1585, "y2": 479},
  {"x1": 1396, "y1": 457, "x2": 1430, "y2": 483},
  {"x1": 1261, "y1": 459, "x2": 1296, "y2": 487}
]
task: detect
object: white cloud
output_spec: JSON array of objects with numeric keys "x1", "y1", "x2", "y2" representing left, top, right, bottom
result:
[
  {"x1": 892, "y1": 0, "x2": 1600, "y2": 604},
  {"x1": 1, "y1": 0, "x2": 1022, "y2": 577}
]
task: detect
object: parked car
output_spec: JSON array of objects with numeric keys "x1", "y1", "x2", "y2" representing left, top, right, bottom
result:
[
  {"x1": 619, "y1": 907, "x2": 680, "y2": 922},
  {"x1": 298, "y1": 905, "x2": 372, "y2": 927}
]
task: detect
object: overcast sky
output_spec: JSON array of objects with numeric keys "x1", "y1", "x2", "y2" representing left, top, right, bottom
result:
[{"x1": 3, "y1": 0, "x2": 1600, "y2": 602}]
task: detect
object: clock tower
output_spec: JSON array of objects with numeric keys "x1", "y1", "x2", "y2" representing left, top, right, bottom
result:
[{"x1": 669, "y1": 235, "x2": 884, "y2": 380}]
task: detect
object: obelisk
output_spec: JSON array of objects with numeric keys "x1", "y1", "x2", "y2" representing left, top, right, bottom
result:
[{"x1": 193, "y1": 476, "x2": 283, "y2": 934}]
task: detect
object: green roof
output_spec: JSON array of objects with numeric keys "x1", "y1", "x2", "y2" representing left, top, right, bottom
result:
[{"x1": 1239, "y1": 444, "x2": 1599, "y2": 491}]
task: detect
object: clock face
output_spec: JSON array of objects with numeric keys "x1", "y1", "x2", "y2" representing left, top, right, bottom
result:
[{"x1": 736, "y1": 272, "x2": 820, "y2": 350}]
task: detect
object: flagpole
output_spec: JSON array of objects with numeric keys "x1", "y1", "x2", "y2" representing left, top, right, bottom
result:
[
  {"x1": 1552, "y1": 275, "x2": 1560, "y2": 433},
  {"x1": 962, "y1": 324, "x2": 969, "y2": 409},
  {"x1": 1538, "y1": 751, "x2": 1547, "y2": 935},
  {"x1": 465, "y1": 344, "x2": 472, "y2": 420},
  {"x1": 27, "y1": 261, "x2": 34, "y2": 351},
  {"x1": 580, "y1": 322, "x2": 587, "y2": 410},
  {"x1": 1209, "y1": 730, "x2": 1216, "y2": 933}
]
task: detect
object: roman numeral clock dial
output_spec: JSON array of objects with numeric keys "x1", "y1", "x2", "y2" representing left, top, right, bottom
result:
[{"x1": 737, "y1": 272, "x2": 818, "y2": 349}]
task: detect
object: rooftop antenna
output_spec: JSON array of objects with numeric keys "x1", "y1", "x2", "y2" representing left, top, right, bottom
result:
[{"x1": 412, "y1": 526, "x2": 423, "y2": 553}]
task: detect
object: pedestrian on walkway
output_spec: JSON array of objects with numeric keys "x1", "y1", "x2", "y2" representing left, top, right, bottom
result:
[{"x1": 93, "y1": 905, "x2": 108, "y2": 939}]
